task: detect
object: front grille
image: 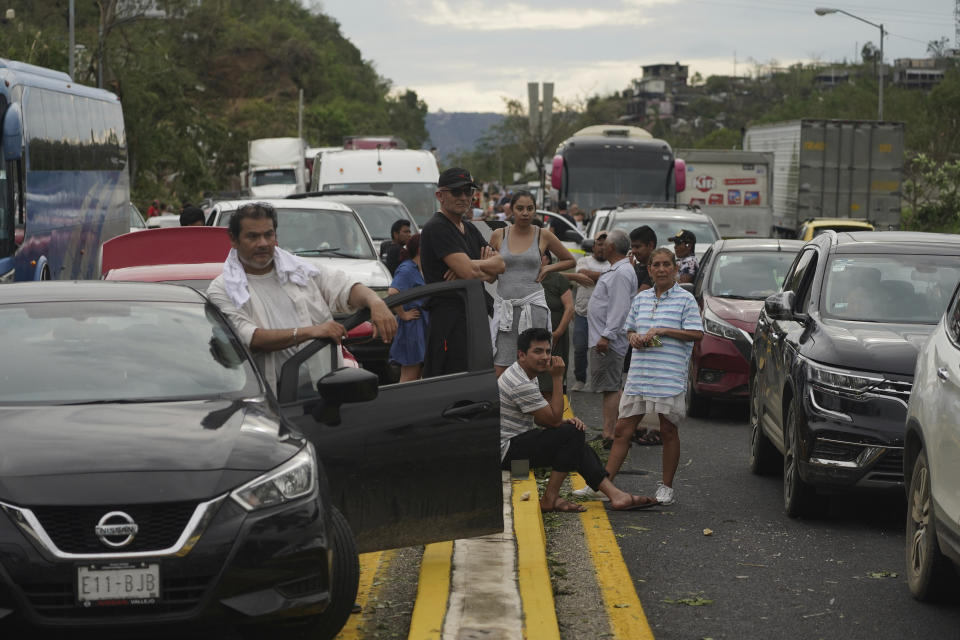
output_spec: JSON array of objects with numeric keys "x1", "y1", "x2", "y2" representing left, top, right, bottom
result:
[
  {"x1": 871, "y1": 379, "x2": 912, "y2": 404},
  {"x1": 20, "y1": 573, "x2": 213, "y2": 619},
  {"x1": 812, "y1": 439, "x2": 860, "y2": 463},
  {"x1": 31, "y1": 503, "x2": 197, "y2": 553},
  {"x1": 870, "y1": 449, "x2": 904, "y2": 479}
]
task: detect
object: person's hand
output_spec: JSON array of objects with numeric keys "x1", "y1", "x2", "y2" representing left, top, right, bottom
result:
[
  {"x1": 536, "y1": 264, "x2": 550, "y2": 283},
  {"x1": 481, "y1": 245, "x2": 498, "y2": 260},
  {"x1": 564, "y1": 416, "x2": 586, "y2": 431},
  {"x1": 628, "y1": 332, "x2": 645, "y2": 349},
  {"x1": 642, "y1": 327, "x2": 663, "y2": 344},
  {"x1": 442, "y1": 268, "x2": 459, "y2": 281},
  {"x1": 398, "y1": 308, "x2": 421, "y2": 322},
  {"x1": 310, "y1": 321, "x2": 348, "y2": 344},
  {"x1": 549, "y1": 355, "x2": 565, "y2": 377},
  {"x1": 552, "y1": 330, "x2": 563, "y2": 344},
  {"x1": 369, "y1": 298, "x2": 398, "y2": 343},
  {"x1": 595, "y1": 337, "x2": 609, "y2": 355}
]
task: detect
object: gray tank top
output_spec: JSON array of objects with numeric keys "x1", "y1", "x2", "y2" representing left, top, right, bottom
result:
[{"x1": 499, "y1": 225, "x2": 543, "y2": 300}]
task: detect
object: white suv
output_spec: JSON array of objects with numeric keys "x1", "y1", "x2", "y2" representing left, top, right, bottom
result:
[{"x1": 904, "y1": 281, "x2": 960, "y2": 600}]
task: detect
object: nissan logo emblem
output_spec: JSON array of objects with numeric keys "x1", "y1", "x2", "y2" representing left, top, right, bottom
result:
[{"x1": 94, "y1": 511, "x2": 139, "y2": 548}]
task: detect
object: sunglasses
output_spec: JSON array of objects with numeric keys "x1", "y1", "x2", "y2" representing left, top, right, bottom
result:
[{"x1": 442, "y1": 186, "x2": 475, "y2": 198}]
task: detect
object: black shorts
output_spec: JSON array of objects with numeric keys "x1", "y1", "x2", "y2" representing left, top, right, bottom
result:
[{"x1": 423, "y1": 303, "x2": 469, "y2": 378}]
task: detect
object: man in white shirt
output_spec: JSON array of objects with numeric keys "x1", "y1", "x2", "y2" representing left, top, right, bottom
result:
[
  {"x1": 564, "y1": 232, "x2": 608, "y2": 392},
  {"x1": 207, "y1": 203, "x2": 397, "y2": 393},
  {"x1": 499, "y1": 328, "x2": 658, "y2": 512}
]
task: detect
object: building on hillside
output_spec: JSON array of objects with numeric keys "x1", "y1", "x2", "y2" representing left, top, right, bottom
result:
[
  {"x1": 623, "y1": 62, "x2": 689, "y2": 125},
  {"x1": 814, "y1": 68, "x2": 853, "y2": 89},
  {"x1": 892, "y1": 58, "x2": 947, "y2": 90}
]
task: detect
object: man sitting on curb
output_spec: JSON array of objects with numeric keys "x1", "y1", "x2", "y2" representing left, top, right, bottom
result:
[{"x1": 499, "y1": 327, "x2": 659, "y2": 512}]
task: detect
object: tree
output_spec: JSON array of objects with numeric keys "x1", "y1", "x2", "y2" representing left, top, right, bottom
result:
[
  {"x1": 927, "y1": 37, "x2": 951, "y2": 59},
  {"x1": 903, "y1": 153, "x2": 960, "y2": 232}
]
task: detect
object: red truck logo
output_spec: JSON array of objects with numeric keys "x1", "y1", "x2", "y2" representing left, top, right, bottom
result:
[{"x1": 695, "y1": 175, "x2": 716, "y2": 192}]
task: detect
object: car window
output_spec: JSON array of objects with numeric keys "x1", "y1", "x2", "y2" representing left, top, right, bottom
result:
[
  {"x1": 0, "y1": 300, "x2": 260, "y2": 404},
  {"x1": 784, "y1": 249, "x2": 815, "y2": 294},
  {"x1": 693, "y1": 246, "x2": 713, "y2": 297},
  {"x1": 216, "y1": 208, "x2": 376, "y2": 259},
  {"x1": 947, "y1": 285, "x2": 960, "y2": 344},
  {"x1": 822, "y1": 255, "x2": 960, "y2": 324},
  {"x1": 609, "y1": 218, "x2": 719, "y2": 246},
  {"x1": 709, "y1": 251, "x2": 798, "y2": 300},
  {"x1": 348, "y1": 202, "x2": 414, "y2": 241}
]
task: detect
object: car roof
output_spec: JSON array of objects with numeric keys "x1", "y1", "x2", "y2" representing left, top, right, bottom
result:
[
  {"x1": 712, "y1": 238, "x2": 806, "y2": 252},
  {"x1": 213, "y1": 198, "x2": 354, "y2": 213},
  {"x1": 289, "y1": 191, "x2": 406, "y2": 205},
  {"x1": 0, "y1": 281, "x2": 207, "y2": 304},
  {"x1": 610, "y1": 208, "x2": 712, "y2": 222},
  {"x1": 830, "y1": 231, "x2": 960, "y2": 254},
  {"x1": 104, "y1": 263, "x2": 224, "y2": 282}
]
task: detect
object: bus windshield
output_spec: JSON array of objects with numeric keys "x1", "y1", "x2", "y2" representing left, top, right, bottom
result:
[{"x1": 564, "y1": 147, "x2": 672, "y2": 210}]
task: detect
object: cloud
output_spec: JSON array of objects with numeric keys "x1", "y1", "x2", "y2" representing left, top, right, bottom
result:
[{"x1": 411, "y1": 0, "x2": 675, "y2": 31}]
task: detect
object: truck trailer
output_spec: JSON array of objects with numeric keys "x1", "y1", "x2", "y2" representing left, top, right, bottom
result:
[
  {"x1": 675, "y1": 149, "x2": 774, "y2": 238},
  {"x1": 742, "y1": 119, "x2": 904, "y2": 236}
]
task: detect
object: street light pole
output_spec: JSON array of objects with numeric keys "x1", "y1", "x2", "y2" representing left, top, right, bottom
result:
[{"x1": 815, "y1": 7, "x2": 885, "y2": 120}]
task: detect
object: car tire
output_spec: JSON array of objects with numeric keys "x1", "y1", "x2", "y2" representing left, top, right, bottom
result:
[
  {"x1": 748, "y1": 371, "x2": 778, "y2": 476},
  {"x1": 783, "y1": 398, "x2": 820, "y2": 518},
  {"x1": 906, "y1": 449, "x2": 955, "y2": 601}
]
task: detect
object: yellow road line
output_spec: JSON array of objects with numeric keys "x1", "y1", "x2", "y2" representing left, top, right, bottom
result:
[
  {"x1": 408, "y1": 541, "x2": 454, "y2": 640},
  {"x1": 570, "y1": 473, "x2": 655, "y2": 640},
  {"x1": 513, "y1": 473, "x2": 561, "y2": 640},
  {"x1": 563, "y1": 394, "x2": 573, "y2": 419},
  {"x1": 337, "y1": 550, "x2": 394, "y2": 639}
]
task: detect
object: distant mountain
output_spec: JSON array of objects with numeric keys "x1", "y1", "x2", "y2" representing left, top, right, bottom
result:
[{"x1": 425, "y1": 111, "x2": 505, "y2": 162}]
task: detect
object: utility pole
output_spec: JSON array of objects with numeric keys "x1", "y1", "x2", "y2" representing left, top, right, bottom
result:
[
  {"x1": 527, "y1": 81, "x2": 554, "y2": 209},
  {"x1": 68, "y1": 0, "x2": 75, "y2": 79}
]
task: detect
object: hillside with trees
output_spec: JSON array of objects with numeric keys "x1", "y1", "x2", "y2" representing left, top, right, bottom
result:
[{"x1": 1, "y1": 0, "x2": 428, "y2": 206}]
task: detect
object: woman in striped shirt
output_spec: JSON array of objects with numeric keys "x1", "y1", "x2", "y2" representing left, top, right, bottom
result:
[{"x1": 604, "y1": 248, "x2": 703, "y2": 506}]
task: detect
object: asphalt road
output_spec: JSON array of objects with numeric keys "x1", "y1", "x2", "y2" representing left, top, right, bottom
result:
[{"x1": 567, "y1": 388, "x2": 960, "y2": 640}]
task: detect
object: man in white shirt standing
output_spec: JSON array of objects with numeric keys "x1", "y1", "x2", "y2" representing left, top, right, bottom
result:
[
  {"x1": 564, "y1": 232, "x2": 608, "y2": 392},
  {"x1": 207, "y1": 203, "x2": 397, "y2": 393}
]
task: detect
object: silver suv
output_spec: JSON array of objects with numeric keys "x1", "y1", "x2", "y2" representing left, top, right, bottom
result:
[
  {"x1": 904, "y1": 280, "x2": 960, "y2": 600},
  {"x1": 599, "y1": 204, "x2": 721, "y2": 258}
]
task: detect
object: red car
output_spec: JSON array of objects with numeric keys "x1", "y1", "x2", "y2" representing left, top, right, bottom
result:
[
  {"x1": 687, "y1": 238, "x2": 804, "y2": 416},
  {"x1": 100, "y1": 227, "x2": 371, "y2": 365}
]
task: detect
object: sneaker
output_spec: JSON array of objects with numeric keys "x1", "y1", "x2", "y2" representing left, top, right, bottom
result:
[
  {"x1": 570, "y1": 380, "x2": 585, "y2": 392},
  {"x1": 655, "y1": 482, "x2": 675, "y2": 506},
  {"x1": 572, "y1": 486, "x2": 610, "y2": 501}
]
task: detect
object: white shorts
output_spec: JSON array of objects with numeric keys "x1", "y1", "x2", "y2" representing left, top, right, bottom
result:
[{"x1": 618, "y1": 392, "x2": 685, "y2": 427}]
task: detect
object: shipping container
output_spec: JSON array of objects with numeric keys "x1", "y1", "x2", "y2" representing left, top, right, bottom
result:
[
  {"x1": 675, "y1": 149, "x2": 774, "y2": 238},
  {"x1": 743, "y1": 119, "x2": 904, "y2": 236}
]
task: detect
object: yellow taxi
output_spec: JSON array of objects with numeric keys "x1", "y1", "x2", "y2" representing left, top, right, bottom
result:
[{"x1": 798, "y1": 218, "x2": 875, "y2": 241}]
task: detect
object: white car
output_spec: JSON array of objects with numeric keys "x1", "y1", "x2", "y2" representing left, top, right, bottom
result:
[
  {"x1": 145, "y1": 213, "x2": 181, "y2": 229},
  {"x1": 904, "y1": 280, "x2": 960, "y2": 601},
  {"x1": 206, "y1": 198, "x2": 392, "y2": 297},
  {"x1": 598, "y1": 205, "x2": 721, "y2": 261}
]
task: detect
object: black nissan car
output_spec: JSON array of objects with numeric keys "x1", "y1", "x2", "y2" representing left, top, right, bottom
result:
[
  {"x1": 748, "y1": 231, "x2": 960, "y2": 518},
  {"x1": 0, "y1": 280, "x2": 502, "y2": 637}
]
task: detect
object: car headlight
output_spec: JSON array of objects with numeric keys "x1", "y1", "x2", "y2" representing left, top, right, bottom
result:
[
  {"x1": 703, "y1": 307, "x2": 746, "y2": 342},
  {"x1": 231, "y1": 445, "x2": 317, "y2": 511},
  {"x1": 806, "y1": 360, "x2": 882, "y2": 395}
]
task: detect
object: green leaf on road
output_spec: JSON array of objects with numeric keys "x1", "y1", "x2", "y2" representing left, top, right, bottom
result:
[
  {"x1": 664, "y1": 596, "x2": 714, "y2": 606},
  {"x1": 867, "y1": 570, "x2": 899, "y2": 579}
]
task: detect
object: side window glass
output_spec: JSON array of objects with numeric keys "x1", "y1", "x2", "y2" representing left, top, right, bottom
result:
[
  {"x1": 785, "y1": 249, "x2": 815, "y2": 293},
  {"x1": 947, "y1": 287, "x2": 960, "y2": 344},
  {"x1": 693, "y1": 247, "x2": 712, "y2": 296},
  {"x1": 795, "y1": 253, "x2": 819, "y2": 312},
  {"x1": 292, "y1": 342, "x2": 339, "y2": 400}
]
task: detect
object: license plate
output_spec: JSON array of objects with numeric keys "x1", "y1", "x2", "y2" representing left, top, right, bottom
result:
[{"x1": 77, "y1": 563, "x2": 161, "y2": 604}]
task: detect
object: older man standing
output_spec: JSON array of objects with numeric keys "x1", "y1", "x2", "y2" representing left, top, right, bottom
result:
[{"x1": 578, "y1": 230, "x2": 637, "y2": 458}]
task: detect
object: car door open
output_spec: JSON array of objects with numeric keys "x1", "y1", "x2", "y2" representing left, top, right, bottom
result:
[{"x1": 276, "y1": 280, "x2": 504, "y2": 553}]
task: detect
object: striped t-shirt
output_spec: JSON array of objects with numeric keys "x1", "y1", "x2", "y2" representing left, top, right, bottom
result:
[
  {"x1": 498, "y1": 361, "x2": 548, "y2": 460},
  {"x1": 623, "y1": 284, "x2": 703, "y2": 398}
]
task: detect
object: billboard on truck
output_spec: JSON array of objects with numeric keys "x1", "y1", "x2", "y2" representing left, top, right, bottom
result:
[
  {"x1": 743, "y1": 119, "x2": 904, "y2": 235},
  {"x1": 675, "y1": 149, "x2": 774, "y2": 238}
]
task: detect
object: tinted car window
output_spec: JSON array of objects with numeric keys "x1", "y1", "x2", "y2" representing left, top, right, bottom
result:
[
  {"x1": 0, "y1": 301, "x2": 259, "y2": 403},
  {"x1": 349, "y1": 202, "x2": 413, "y2": 241},
  {"x1": 822, "y1": 255, "x2": 960, "y2": 324},
  {"x1": 609, "y1": 219, "x2": 719, "y2": 246},
  {"x1": 785, "y1": 249, "x2": 816, "y2": 294},
  {"x1": 709, "y1": 251, "x2": 796, "y2": 300}
]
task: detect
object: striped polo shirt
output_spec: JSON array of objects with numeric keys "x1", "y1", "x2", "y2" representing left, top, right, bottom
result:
[
  {"x1": 498, "y1": 361, "x2": 549, "y2": 461},
  {"x1": 623, "y1": 284, "x2": 703, "y2": 398}
]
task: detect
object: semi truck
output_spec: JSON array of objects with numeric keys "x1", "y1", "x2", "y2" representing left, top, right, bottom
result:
[
  {"x1": 743, "y1": 119, "x2": 904, "y2": 236},
  {"x1": 247, "y1": 137, "x2": 308, "y2": 198},
  {"x1": 675, "y1": 149, "x2": 774, "y2": 238}
]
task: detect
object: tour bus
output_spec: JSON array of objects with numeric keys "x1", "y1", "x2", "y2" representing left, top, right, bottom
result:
[
  {"x1": 0, "y1": 59, "x2": 129, "y2": 282},
  {"x1": 313, "y1": 148, "x2": 440, "y2": 227},
  {"x1": 551, "y1": 125, "x2": 685, "y2": 212}
]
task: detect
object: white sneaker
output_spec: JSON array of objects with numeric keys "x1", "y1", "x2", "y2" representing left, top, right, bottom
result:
[
  {"x1": 655, "y1": 482, "x2": 676, "y2": 506},
  {"x1": 570, "y1": 380, "x2": 585, "y2": 392},
  {"x1": 572, "y1": 486, "x2": 609, "y2": 501}
]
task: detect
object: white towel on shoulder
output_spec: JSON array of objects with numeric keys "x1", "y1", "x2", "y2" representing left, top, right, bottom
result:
[{"x1": 222, "y1": 247, "x2": 322, "y2": 309}]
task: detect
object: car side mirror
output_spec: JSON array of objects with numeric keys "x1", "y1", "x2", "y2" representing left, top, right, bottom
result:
[
  {"x1": 764, "y1": 291, "x2": 795, "y2": 321},
  {"x1": 311, "y1": 366, "x2": 380, "y2": 426},
  {"x1": 563, "y1": 229, "x2": 583, "y2": 243}
]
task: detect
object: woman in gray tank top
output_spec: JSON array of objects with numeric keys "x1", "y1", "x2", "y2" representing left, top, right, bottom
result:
[{"x1": 489, "y1": 191, "x2": 577, "y2": 375}]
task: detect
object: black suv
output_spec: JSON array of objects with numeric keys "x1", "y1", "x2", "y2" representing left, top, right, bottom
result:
[{"x1": 748, "y1": 231, "x2": 960, "y2": 517}]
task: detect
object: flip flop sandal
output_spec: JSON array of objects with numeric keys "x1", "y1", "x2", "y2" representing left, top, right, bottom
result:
[{"x1": 608, "y1": 495, "x2": 660, "y2": 511}]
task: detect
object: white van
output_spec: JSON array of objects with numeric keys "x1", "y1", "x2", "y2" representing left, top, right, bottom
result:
[{"x1": 313, "y1": 149, "x2": 440, "y2": 227}]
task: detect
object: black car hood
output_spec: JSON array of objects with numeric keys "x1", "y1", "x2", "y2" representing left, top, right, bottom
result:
[
  {"x1": 808, "y1": 318, "x2": 934, "y2": 377},
  {"x1": 0, "y1": 400, "x2": 302, "y2": 505}
]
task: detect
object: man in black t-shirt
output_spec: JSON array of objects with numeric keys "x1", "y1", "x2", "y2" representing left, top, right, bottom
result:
[{"x1": 420, "y1": 168, "x2": 505, "y2": 377}]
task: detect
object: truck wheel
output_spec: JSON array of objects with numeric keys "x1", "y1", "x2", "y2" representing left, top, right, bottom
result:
[
  {"x1": 748, "y1": 371, "x2": 778, "y2": 476},
  {"x1": 906, "y1": 450, "x2": 955, "y2": 601}
]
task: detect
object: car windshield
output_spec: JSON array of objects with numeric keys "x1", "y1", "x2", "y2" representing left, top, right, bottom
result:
[
  {"x1": 609, "y1": 219, "x2": 720, "y2": 246},
  {"x1": 823, "y1": 255, "x2": 960, "y2": 323},
  {"x1": 216, "y1": 208, "x2": 376, "y2": 259},
  {"x1": 251, "y1": 169, "x2": 296, "y2": 186},
  {"x1": 348, "y1": 202, "x2": 415, "y2": 241},
  {"x1": 0, "y1": 300, "x2": 259, "y2": 404},
  {"x1": 709, "y1": 251, "x2": 798, "y2": 299},
  {"x1": 324, "y1": 182, "x2": 437, "y2": 227}
]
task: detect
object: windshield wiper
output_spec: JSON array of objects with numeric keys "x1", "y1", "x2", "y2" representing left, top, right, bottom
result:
[
  {"x1": 294, "y1": 248, "x2": 353, "y2": 257},
  {"x1": 716, "y1": 294, "x2": 761, "y2": 300}
]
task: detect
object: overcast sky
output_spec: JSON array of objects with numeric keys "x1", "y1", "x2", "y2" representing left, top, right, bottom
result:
[{"x1": 318, "y1": 0, "x2": 954, "y2": 113}]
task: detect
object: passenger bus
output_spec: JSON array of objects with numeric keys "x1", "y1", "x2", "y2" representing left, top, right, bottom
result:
[
  {"x1": 0, "y1": 59, "x2": 129, "y2": 282},
  {"x1": 551, "y1": 125, "x2": 684, "y2": 212}
]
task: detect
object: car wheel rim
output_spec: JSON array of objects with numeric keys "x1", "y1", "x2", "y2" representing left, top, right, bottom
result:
[
  {"x1": 909, "y1": 465, "x2": 931, "y2": 576},
  {"x1": 784, "y1": 417, "x2": 796, "y2": 503}
]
